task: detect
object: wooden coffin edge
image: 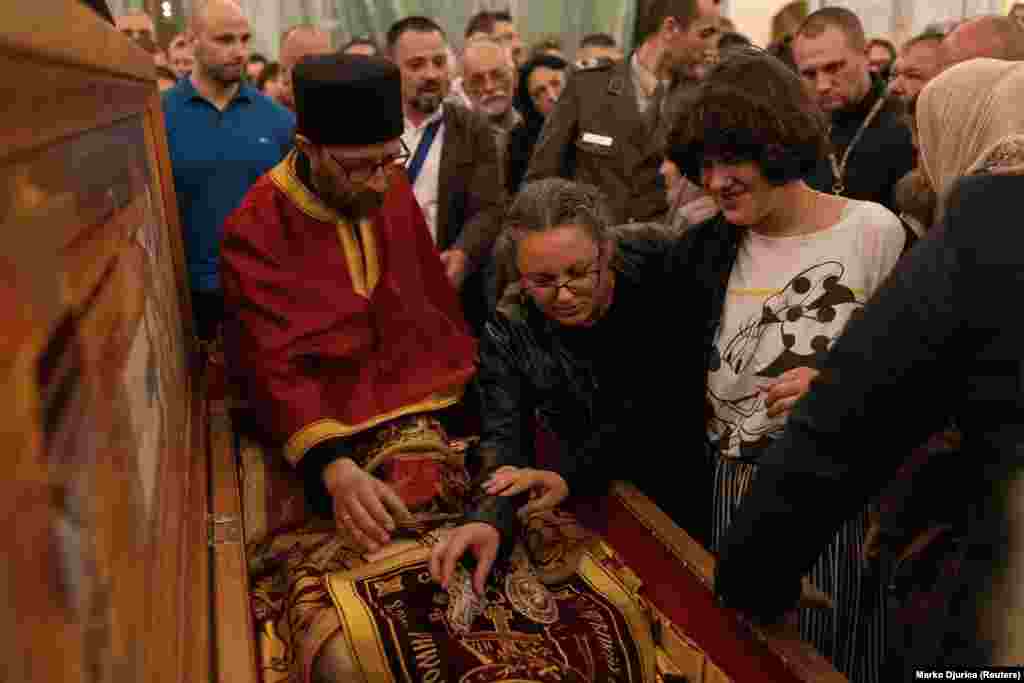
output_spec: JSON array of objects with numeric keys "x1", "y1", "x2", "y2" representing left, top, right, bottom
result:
[
  {"x1": 609, "y1": 480, "x2": 848, "y2": 683},
  {"x1": 208, "y1": 380, "x2": 262, "y2": 683}
]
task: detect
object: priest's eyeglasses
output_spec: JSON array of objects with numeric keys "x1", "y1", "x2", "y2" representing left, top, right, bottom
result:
[
  {"x1": 520, "y1": 249, "x2": 604, "y2": 300},
  {"x1": 327, "y1": 139, "x2": 411, "y2": 184}
]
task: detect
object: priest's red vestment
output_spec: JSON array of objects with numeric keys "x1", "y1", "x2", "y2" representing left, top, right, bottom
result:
[{"x1": 220, "y1": 151, "x2": 478, "y2": 467}]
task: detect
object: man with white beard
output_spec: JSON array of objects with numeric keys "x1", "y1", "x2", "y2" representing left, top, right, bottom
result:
[
  {"x1": 460, "y1": 36, "x2": 522, "y2": 180},
  {"x1": 462, "y1": 37, "x2": 521, "y2": 132}
]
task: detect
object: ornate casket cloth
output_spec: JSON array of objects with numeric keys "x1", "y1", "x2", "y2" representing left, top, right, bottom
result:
[
  {"x1": 239, "y1": 413, "x2": 838, "y2": 683},
  {"x1": 323, "y1": 542, "x2": 657, "y2": 683},
  {"x1": 243, "y1": 416, "x2": 664, "y2": 683}
]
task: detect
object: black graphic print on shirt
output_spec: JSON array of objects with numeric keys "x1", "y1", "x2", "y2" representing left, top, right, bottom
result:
[{"x1": 707, "y1": 261, "x2": 866, "y2": 459}]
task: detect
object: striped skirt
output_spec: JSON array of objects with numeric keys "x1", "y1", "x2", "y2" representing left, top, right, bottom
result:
[{"x1": 710, "y1": 456, "x2": 886, "y2": 683}]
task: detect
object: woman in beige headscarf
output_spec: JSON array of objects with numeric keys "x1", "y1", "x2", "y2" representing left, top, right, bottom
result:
[{"x1": 916, "y1": 58, "x2": 1024, "y2": 213}]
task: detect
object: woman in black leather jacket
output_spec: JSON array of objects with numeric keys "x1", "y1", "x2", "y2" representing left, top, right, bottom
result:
[{"x1": 429, "y1": 178, "x2": 714, "y2": 593}]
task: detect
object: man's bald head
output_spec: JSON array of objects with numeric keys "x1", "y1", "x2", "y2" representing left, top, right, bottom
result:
[
  {"x1": 280, "y1": 25, "x2": 333, "y2": 71},
  {"x1": 189, "y1": 0, "x2": 251, "y2": 87},
  {"x1": 278, "y1": 25, "x2": 333, "y2": 110},
  {"x1": 943, "y1": 15, "x2": 1024, "y2": 66},
  {"x1": 190, "y1": 0, "x2": 246, "y2": 35}
]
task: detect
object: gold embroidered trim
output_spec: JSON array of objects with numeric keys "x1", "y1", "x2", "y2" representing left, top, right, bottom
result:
[
  {"x1": 269, "y1": 152, "x2": 380, "y2": 300},
  {"x1": 324, "y1": 545, "x2": 659, "y2": 683},
  {"x1": 269, "y1": 151, "x2": 336, "y2": 223},
  {"x1": 283, "y1": 389, "x2": 464, "y2": 466}
]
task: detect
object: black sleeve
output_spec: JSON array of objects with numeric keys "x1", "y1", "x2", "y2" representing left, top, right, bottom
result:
[
  {"x1": 298, "y1": 436, "x2": 352, "y2": 519},
  {"x1": 715, "y1": 193, "x2": 964, "y2": 623},
  {"x1": 462, "y1": 314, "x2": 537, "y2": 543}
]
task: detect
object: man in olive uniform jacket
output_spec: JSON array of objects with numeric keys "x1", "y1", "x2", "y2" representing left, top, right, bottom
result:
[{"x1": 524, "y1": 0, "x2": 721, "y2": 224}]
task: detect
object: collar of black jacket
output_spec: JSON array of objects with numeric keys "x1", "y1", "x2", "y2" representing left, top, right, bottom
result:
[{"x1": 831, "y1": 74, "x2": 888, "y2": 127}]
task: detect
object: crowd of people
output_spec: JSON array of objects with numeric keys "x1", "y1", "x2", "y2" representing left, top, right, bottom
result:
[{"x1": 113, "y1": 0, "x2": 1024, "y2": 680}]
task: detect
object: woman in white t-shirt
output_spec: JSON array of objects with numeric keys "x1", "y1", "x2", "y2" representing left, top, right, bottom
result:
[{"x1": 663, "y1": 49, "x2": 906, "y2": 683}]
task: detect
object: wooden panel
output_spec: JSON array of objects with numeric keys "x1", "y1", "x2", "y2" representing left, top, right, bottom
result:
[
  {"x1": 209, "y1": 394, "x2": 262, "y2": 683},
  {"x1": 0, "y1": 3, "x2": 208, "y2": 683},
  {"x1": 0, "y1": 0, "x2": 154, "y2": 81},
  {"x1": 0, "y1": 50, "x2": 151, "y2": 159}
]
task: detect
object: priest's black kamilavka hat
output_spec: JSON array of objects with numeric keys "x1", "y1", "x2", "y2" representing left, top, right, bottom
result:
[{"x1": 293, "y1": 54, "x2": 403, "y2": 146}]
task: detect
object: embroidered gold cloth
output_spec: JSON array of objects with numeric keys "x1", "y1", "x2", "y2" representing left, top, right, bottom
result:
[{"x1": 244, "y1": 416, "x2": 734, "y2": 683}]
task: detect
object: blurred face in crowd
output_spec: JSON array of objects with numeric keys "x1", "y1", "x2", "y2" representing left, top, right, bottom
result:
[
  {"x1": 297, "y1": 136, "x2": 408, "y2": 219},
  {"x1": 867, "y1": 44, "x2": 892, "y2": 74},
  {"x1": 793, "y1": 25, "x2": 872, "y2": 113},
  {"x1": 663, "y1": 12, "x2": 722, "y2": 81},
  {"x1": 191, "y1": 0, "x2": 251, "y2": 87},
  {"x1": 699, "y1": 157, "x2": 779, "y2": 227},
  {"x1": 279, "y1": 29, "x2": 333, "y2": 109},
  {"x1": 942, "y1": 18, "x2": 1015, "y2": 66},
  {"x1": 889, "y1": 39, "x2": 944, "y2": 103},
  {"x1": 577, "y1": 45, "x2": 623, "y2": 62},
  {"x1": 344, "y1": 43, "x2": 378, "y2": 57},
  {"x1": 517, "y1": 225, "x2": 613, "y2": 327},
  {"x1": 393, "y1": 29, "x2": 451, "y2": 118},
  {"x1": 527, "y1": 66, "x2": 566, "y2": 117},
  {"x1": 262, "y1": 73, "x2": 287, "y2": 103},
  {"x1": 462, "y1": 42, "x2": 515, "y2": 121},
  {"x1": 495, "y1": 20, "x2": 526, "y2": 67},
  {"x1": 168, "y1": 32, "x2": 195, "y2": 78},
  {"x1": 1013, "y1": 4, "x2": 1024, "y2": 30},
  {"x1": 117, "y1": 13, "x2": 155, "y2": 44},
  {"x1": 246, "y1": 60, "x2": 266, "y2": 81}
]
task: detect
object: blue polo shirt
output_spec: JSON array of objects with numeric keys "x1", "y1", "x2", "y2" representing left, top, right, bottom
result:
[{"x1": 162, "y1": 78, "x2": 295, "y2": 292}]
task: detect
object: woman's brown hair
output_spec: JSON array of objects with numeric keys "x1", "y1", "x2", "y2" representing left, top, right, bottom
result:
[{"x1": 665, "y1": 47, "x2": 829, "y2": 186}]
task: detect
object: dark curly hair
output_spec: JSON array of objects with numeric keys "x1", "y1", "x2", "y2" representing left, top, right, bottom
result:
[{"x1": 666, "y1": 47, "x2": 829, "y2": 186}]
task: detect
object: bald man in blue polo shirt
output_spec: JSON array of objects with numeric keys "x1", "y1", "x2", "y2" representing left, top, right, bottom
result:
[{"x1": 162, "y1": 0, "x2": 295, "y2": 341}]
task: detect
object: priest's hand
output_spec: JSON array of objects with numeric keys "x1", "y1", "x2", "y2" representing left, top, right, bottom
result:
[
  {"x1": 761, "y1": 367, "x2": 820, "y2": 419},
  {"x1": 323, "y1": 457, "x2": 410, "y2": 553},
  {"x1": 484, "y1": 466, "x2": 569, "y2": 519},
  {"x1": 440, "y1": 248, "x2": 469, "y2": 290},
  {"x1": 429, "y1": 522, "x2": 500, "y2": 596}
]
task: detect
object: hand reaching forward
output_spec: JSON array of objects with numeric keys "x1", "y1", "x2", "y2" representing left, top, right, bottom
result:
[
  {"x1": 322, "y1": 457, "x2": 411, "y2": 553},
  {"x1": 484, "y1": 466, "x2": 569, "y2": 519},
  {"x1": 429, "y1": 522, "x2": 501, "y2": 596}
]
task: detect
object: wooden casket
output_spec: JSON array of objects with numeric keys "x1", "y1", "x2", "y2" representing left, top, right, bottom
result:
[{"x1": 1, "y1": 3, "x2": 846, "y2": 681}]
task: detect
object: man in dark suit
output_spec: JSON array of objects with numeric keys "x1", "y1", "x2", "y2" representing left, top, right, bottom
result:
[
  {"x1": 524, "y1": 0, "x2": 721, "y2": 225},
  {"x1": 386, "y1": 16, "x2": 505, "y2": 330}
]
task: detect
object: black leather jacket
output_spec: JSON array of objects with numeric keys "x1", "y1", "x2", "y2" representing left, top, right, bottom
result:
[{"x1": 475, "y1": 227, "x2": 678, "y2": 486}]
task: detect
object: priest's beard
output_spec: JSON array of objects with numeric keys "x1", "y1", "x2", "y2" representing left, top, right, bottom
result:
[{"x1": 312, "y1": 166, "x2": 386, "y2": 220}]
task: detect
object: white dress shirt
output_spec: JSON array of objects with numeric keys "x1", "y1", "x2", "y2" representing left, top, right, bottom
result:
[
  {"x1": 630, "y1": 52, "x2": 668, "y2": 115},
  {"x1": 401, "y1": 107, "x2": 446, "y2": 244}
]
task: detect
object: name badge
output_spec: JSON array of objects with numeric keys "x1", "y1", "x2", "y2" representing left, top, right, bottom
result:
[{"x1": 581, "y1": 132, "x2": 613, "y2": 147}]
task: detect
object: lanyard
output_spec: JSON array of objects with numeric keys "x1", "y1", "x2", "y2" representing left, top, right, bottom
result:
[
  {"x1": 406, "y1": 118, "x2": 442, "y2": 186},
  {"x1": 828, "y1": 96, "x2": 887, "y2": 196}
]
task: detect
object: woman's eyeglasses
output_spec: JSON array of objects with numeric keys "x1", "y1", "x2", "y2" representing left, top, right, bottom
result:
[{"x1": 520, "y1": 249, "x2": 604, "y2": 300}]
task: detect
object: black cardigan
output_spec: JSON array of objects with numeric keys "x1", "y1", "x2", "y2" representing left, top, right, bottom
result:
[{"x1": 715, "y1": 173, "x2": 1024, "y2": 665}]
